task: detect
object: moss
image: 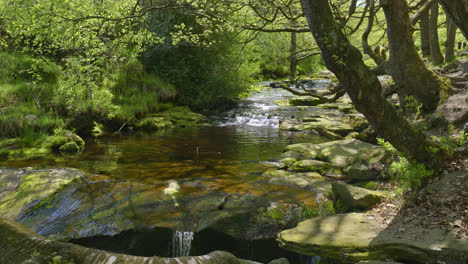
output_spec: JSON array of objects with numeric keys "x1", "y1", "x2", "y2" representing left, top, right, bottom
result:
[
  {"x1": 135, "y1": 117, "x2": 174, "y2": 131},
  {"x1": 0, "y1": 169, "x2": 83, "y2": 217},
  {"x1": 43, "y1": 132, "x2": 85, "y2": 153},
  {"x1": 0, "y1": 148, "x2": 9, "y2": 160},
  {"x1": 437, "y1": 75, "x2": 452, "y2": 104},
  {"x1": 59, "y1": 142, "x2": 80, "y2": 153}
]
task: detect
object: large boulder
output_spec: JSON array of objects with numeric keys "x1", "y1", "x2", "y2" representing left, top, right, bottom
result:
[
  {"x1": 433, "y1": 92, "x2": 468, "y2": 126},
  {"x1": 283, "y1": 139, "x2": 384, "y2": 167},
  {"x1": 0, "y1": 217, "x2": 257, "y2": 264},
  {"x1": 278, "y1": 213, "x2": 385, "y2": 261},
  {"x1": 331, "y1": 182, "x2": 386, "y2": 210}
]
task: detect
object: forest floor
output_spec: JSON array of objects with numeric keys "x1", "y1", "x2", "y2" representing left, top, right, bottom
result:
[
  {"x1": 368, "y1": 59, "x2": 468, "y2": 260},
  {"x1": 370, "y1": 155, "x2": 468, "y2": 241}
]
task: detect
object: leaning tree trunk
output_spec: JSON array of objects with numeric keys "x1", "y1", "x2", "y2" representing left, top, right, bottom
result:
[
  {"x1": 429, "y1": 2, "x2": 444, "y2": 64},
  {"x1": 300, "y1": 0, "x2": 441, "y2": 169},
  {"x1": 381, "y1": 0, "x2": 441, "y2": 113},
  {"x1": 420, "y1": 9, "x2": 431, "y2": 57},
  {"x1": 445, "y1": 15, "x2": 457, "y2": 61},
  {"x1": 438, "y1": 0, "x2": 468, "y2": 40}
]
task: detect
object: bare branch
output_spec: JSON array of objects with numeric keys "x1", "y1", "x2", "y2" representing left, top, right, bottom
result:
[{"x1": 410, "y1": 0, "x2": 436, "y2": 26}]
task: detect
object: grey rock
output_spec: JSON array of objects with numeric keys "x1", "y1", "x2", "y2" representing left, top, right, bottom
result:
[{"x1": 332, "y1": 182, "x2": 386, "y2": 210}]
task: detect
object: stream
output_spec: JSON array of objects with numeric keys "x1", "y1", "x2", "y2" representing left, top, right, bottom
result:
[{"x1": 0, "y1": 81, "x2": 345, "y2": 263}]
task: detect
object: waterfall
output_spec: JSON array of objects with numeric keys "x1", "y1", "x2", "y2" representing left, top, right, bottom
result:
[{"x1": 172, "y1": 230, "x2": 194, "y2": 257}]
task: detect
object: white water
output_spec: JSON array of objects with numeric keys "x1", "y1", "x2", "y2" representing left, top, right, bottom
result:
[
  {"x1": 216, "y1": 80, "x2": 330, "y2": 128},
  {"x1": 172, "y1": 230, "x2": 194, "y2": 257}
]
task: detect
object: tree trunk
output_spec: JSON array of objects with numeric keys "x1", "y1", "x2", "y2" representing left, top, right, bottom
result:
[
  {"x1": 429, "y1": 2, "x2": 444, "y2": 64},
  {"x1": 420, "y1": 8, "x2": 431, "y2": 57},
  {"x1": 438, "y1": 0, "x2": 468, "y2": 40},
  {"x1": 290, "y1": 21, "x2": 298, "y2": 78},
  {"x1": 445, "y1": 15, "x2": 457, "y2": 61},
  {"x1": 300, "y1": 0, "x2": 441, "y2": 169},
  {"x1": 381, "y1": 0, "x2": 441, "y2": 113}
]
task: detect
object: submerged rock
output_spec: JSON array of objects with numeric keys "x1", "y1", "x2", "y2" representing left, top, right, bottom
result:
[
  {"x1": 331, "y1": 182, "x2": 386, "y2": 210},
  {"x1": 278, "y1": 213, "x2": 384, "y2": 261}
]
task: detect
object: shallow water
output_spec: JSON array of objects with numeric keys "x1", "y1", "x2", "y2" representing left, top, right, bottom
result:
[{"x1": 1, "y1": 84, "x2": 345, "y2": 263}]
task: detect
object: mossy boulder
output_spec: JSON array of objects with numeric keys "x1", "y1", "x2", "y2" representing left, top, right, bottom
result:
[
  {"x1": 135, "y1": 116, "x2": 174, "y2": 131},
  {"x1": 46, "y1": 131, "x2": 85, "y2": 153},
  {"x1": 277, "y1": 213, "x2": 384, "y2": 261},
  {"x1": 0, "y1": 168, "x2": 85, "y2": 218},
  {"x1": 152, "y1": 106, "x2": 210, "y2": 127},
  {"x1": 344, "y1": 163, "x2": 378, "y2": 181},
  {"x1": 332, "y1": 182, "x2": 386, "y2": 210}
]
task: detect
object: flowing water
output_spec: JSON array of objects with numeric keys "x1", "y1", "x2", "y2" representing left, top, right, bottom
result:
[
  {"x1": 1, "y1": 81, "x2": 345, "y2": 263},
  {"x1": 172, "y1": 230, "x2": 194, "y2": 257}
]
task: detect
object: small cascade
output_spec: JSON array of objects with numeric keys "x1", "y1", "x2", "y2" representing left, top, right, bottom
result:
[
  {"x1": 172, "y1": 230, "x2": 194, "y2": 257},
  {"x1": 216, "y1": 80, "x2": 330, "y2": 128}
]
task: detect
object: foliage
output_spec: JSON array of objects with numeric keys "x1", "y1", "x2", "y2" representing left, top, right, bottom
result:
[
  {"x1": 378, "y1": 138, "x2": 434, "y2": 194},
  {"x1": 401, "y1": 96, "x2": 423, "y2": 121},
  {"x1": 254, "y1": 199, "x2": 335, "y2": 230},
  {"x1": 386, "y1": 156, "x2": 434, "y2": 194},
  {"x1": 428, "y1": 131, "x2": 468, "y2": 156}
]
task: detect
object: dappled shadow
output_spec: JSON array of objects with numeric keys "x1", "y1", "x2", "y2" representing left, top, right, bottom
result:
[{"x1": 367, "y1": 170, "x2": 468, "y2": 264}]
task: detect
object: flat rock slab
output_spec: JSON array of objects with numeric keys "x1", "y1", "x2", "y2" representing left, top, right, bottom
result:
[
  {"x1": 262, "y1": 170, "x2": 332, "y2": 195},
  {"x1": 278, "y1": 213, "x2": 385, "y2": 261},
  {"x1": 283, "y1": 139, "x2": 384, "y2": 167},
  {"x1": 0, "y1": 168, "x2": 85, "y2": 218}
]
